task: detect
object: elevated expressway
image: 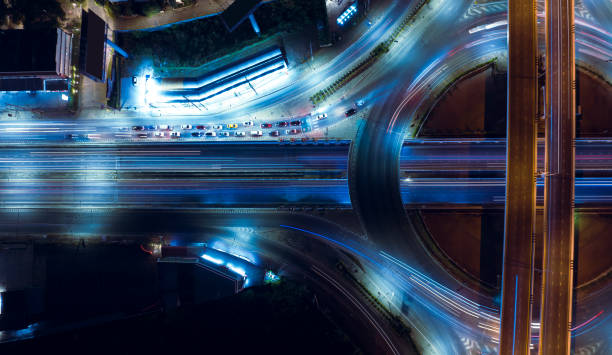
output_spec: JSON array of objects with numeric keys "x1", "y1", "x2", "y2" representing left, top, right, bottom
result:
[
  {"x1": 2, "y1": 0, "x2": 610, "y2": 353},
  {"x1": 2, "y1": 140, "x2": 612, "y2": 210},
  {"x1": 539, "y1": 0, "x2": 576, "y2": 353},
  {"x1": 501, "y1": 2, "x2": 539, "y2": 351}
]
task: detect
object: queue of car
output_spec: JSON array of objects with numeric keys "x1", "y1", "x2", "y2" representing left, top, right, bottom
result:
[
  {"x1": 69, "y1": 109, "x2": 365, "y2": 142},
  {"x1": 124, "y1": 112, "x2": 336, "y2": 140}
]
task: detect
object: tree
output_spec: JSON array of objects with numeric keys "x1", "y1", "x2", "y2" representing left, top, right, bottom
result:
[
  {"x1": 0, "y1": 1, "x2": 8, "y2": 27},
  {"x1": 5, "y1": 0, "x2": 65, "y2": 29}
]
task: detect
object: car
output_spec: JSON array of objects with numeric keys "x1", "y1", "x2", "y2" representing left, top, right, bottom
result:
[
  {"x1": 132, "y1": 125, "x2": 145, "y2": 131},
  {"x1": 170, "y1": 132, "x2": 181, "y2": 138},
  {"x1": 277, "y1": 121, "x2": 289, "y2": 127},
  {"x1": 227, "y1": 123, "x2": 238, "y2": 129},
  {"x1": 345, "y1": 108, "x2": 357, "y2": 117},
  {"x1": 316, "y1": 113, "x2": 328, "y2": 120},
  {"x1": 205, "y1": 131, "x2": 216, "y2": 137},
  {"x1": 137, "y1": 133, "x2": 148, "y2": 138},
  {"x1": 154, "y1": 132, "x2": 165, "y2": 138},
  {"x1": 132, "y1": 76, "x2": 138, "y2": 86},
  {"x1": 355, "y1": 99, "x2": 365, "y2": 107},
  {"x1": 181, "y1": 124, "x2": 192, "y2": 129},
  {"x1": 157, "y1": 124, "x2": 171, "y2": 130},
  {"x1": 286, "y1": 128, "x2": 301, "y2": 135},
  {"x1": 261, "y1": 123, "x2": 272, "y2": 128},
  {"x1": 192, "y1": 132, "x2": 203, "y2": 137},
  {"x1": 212, "y1": 125, "x2": 223, "y2": 130},
  {"x1": 66, "y1": 133, "x2": 79, "y2": 140},
  {"x1": 243, "y1": 121, "x2": 253, "y2": 126},
  {"x1": 290, "y1": 120, "x2": 301, "y2": 126},
  {"x1": 270, "y1": 130, "x2": 280, "y2": 137},
  {"x1": 250, "y1": 130, "x2": 263, "y2": 136},
  {"x1": 218, "y1": 132, "x2": 230, "y2": 137},
  {"x1": 196, "y1": 125, "x2": 207, "y2": 130},
  {"x1": 235, "y1": 131, "x2": 246, "y2": 137}
]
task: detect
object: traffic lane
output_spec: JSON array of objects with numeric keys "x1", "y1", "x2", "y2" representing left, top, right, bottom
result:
[
  {"x1": 348, "y1": 0, "x2": 498, "y2": 306},
  {"x1": 256, "y1": 231, "x2": 407, "y2": 355},
  {"x1": 2, "y1": 176, "x2": 612, "y2": 208},
  {"x1": 581, "y1": 0, "x2": 612, "y2": 37},
  {"x1": 401, "y1": 178, "x2": 612, "y2": 205},
  {"x1": 6, "y1": 140, "x2": 612, "y2": 177},
  {"x1": 7, "y1": 139, "x2": 612, "y2": 178},
  {"x1": 267, "y1": 226, "x2": 466, "y2": 355},
  {"x1": 0, "y1": 144, "x2": 350, "y2": 173},
  {"x1": 0, "y1": 179, "x2": 350, "y2": 207},
  {"x1": 400, "y1": 140, "x2": 612, "y2": 173}
]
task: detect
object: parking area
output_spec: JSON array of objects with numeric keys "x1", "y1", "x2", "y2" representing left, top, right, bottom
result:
[{"x1": 0, "y1": 91, "x2": 69, "y2": 119}]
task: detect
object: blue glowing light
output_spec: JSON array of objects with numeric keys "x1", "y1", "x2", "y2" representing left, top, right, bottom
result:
[
  {"x1": 337, "y1": 4, "x2": 358, "y2": 26},
  {"x1": 279, "y1": 225, "x2": 382, "y2": 268},
  {"x1": 226, "y1": 263, "x2": 247, "y2": 277},
  {"x1": 201, "y1": 254, "x2": 223, "y2": 265}
]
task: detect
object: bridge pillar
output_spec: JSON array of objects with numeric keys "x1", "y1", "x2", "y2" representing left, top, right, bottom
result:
[
  {"x1": 249, "y1": 14, "x2": 261, "y2": 36},
  {"x1": 105, "y1": 38, "x2": 129, "y2": 58}
]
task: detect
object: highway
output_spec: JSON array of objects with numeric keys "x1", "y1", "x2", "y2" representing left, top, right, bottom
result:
[
  {"x1": 401, "y1": 138, "x2": 612, "y2": 176},
  {"x1": 498, "y1": 0, "x2": 539, "y2": 352},
  {"x1": 2, "y1": 141, "x2": 612, "y2": 209},
  {"x1": 0, "y1": 0, "x2": 610, "y2": 353},
  {"x1": 539, "y1": 0, "x2": 576, "y2": 353},
  {"x1": 582, "y1": 0, "x2": 612, "y2": 45}
]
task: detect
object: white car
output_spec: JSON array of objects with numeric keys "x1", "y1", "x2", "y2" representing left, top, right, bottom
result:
[
  {"x1": 250, "y1": 130, "x2": 263, "y2": 137},
  {"x1": 205, "y1": 131, "x2": 216, "y2": 137},
  {"x1": 316, "y1": 113, "x2": 328, "y2": 120},
  {"x1": 213, "y1": 125, "x2": 223, "y2": 130},
  {"x1": 218, "y1": 131, "x2": 230, "y2": 137},
  {"x1": 157, "y1": 124, "x2": 171, "y2": 130},
  {"x1": 235, "y1": 131, "x2": 246, "y2": 137},
  {"x1": 243, "y1": 121, "x2": 253, "y2": 127},
  {"x1": 170, "y1": 132, "x2": 181, "y2": 138},
  {"x1": 181, "y1": 124, "x2": 192, "y2": 129},
  {"x1": 154, "y1": 132, "x2": 165, "y2": 138}
]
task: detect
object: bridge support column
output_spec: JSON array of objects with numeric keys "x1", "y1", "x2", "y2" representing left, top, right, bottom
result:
[
  {"x1": 499, "y1": 0, "x2": 538, "y2": 354},
  {"x1": 105, "y1": 39, "x2": 129, "y2": 58},
  {"x1": 539, "y1": 0, "x2": 576, "y2": 354},
  {"x1": 249, "y1": 14, "x2": 261, "y2": 36}
]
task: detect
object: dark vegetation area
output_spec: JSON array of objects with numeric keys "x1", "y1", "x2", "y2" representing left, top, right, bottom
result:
[
  {"x1": 95, "y1": 0, "x2": 196, "y2": 18},
  {"x1": 4, "y1": 279, "x2": 361, "y2": 355},
  {"x1": 118, "y1": 0, "x2": 327, "y2": 68},
  {"x1": 0, "y1": 0, "x2": 65, "y2": 29}
]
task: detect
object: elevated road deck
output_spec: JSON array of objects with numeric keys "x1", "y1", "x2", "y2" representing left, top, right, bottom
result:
[
  {"x1": 500, "y1": 0, "x2": 539, "y2": 353},
  {"x1": 539, "y1": 0, "x2": 576, "y2": 354}
]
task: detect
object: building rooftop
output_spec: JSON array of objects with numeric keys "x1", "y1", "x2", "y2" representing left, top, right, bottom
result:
[{"x1": 0, "y1": 30, "x2": 57, "y2": 75}]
